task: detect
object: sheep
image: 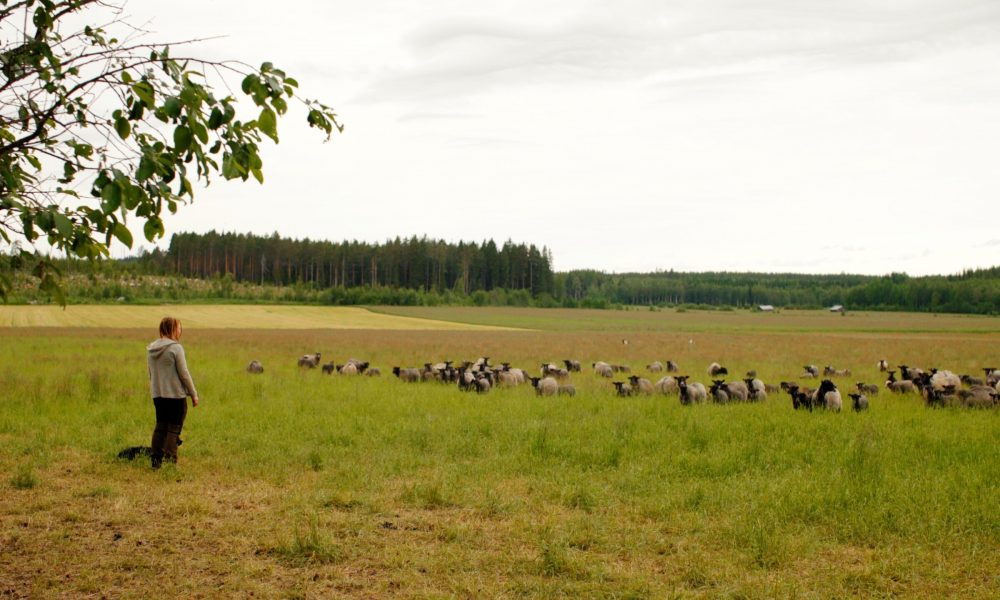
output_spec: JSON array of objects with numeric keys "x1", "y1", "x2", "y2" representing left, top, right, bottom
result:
[
  {"x1": 457, "y1": 369, "x2": 477, "y2": 391},
  {"x1": 475, "y1": 375, "x2": 492, "y2": 394},
  {"x1": 745, "y1": 369, "x2": 757, "y2": 378},
  {"x1": 812, "y1": 379, "x2": 842, "y2": 412},
  {"x1": 496, "y1": 370, "x2": 521, "y2": 388},
  {"x1": 885, "y1": 371, "x2": 916, "y2": 394},
  {"x1": 612, "y1": 364, "x2": 631, "y2": 373},
  {"x1": 628, "y1": 375, "x2": 654, "y2": 395},
  {"x1": 725, "y1": 380, "x2": 749, "y2": 402},
  {"x1": 593, "y1": 362, "x2": 614, "y2": 378},
  {"x1": 744, "y1": 378, "x2": 767, "y2": 402},
  {"x1": 983, "y1": 368, "x2": 999, "y2": 386},
  {"x1": 666, "y1": 360, "x2": 680, "y2": 373},
  {"x1": 710, "y1": 380, "x2": 730, "y2": 403},
  {"x1": 542, "y1": 363, "x2": 569, "y2": 379},
  {"x1": 929, "y1": 369, "x2": 961, "y2": 392},
  {"x1": 392, "y1": 366, "x2": 421, "y2": 383},
  {"x1": 246, "y1": 360, "x2": 264, "y2": 374},
  {"x1": 612, "y1": 381, "x2": 634, "y2": 397},
  {"x1": 563, "y1": 359, "x2": 582, "y2": 372},
  {"x1": 345, "y1": 358, "x2": 370, "y2": 373},
  {"x1": 877, "y1": 359, "x2": 889, "y2": 372},
  {"x1": 340, "y1": 362, "x2": 359, "y2": 376},
  {"x1": 956, "y1": 386, "x2": 998, "y2": 409},
  {"x1": 897, "y1": 365, "x2": 924, "y2": 382},
  {"x1": 677, "y1": 376, "x2": 707, "y2": 405},
  {"x1": 961, "y1": 374, "x2": 985, "y2": 387},
  {"x1": 764, "y1": 383, "x2": 781, "y2": 394},
  {"x1": 849, "y1": 393, "x2": 869, "y2": 412},
  {"x1": 365, "y1": 367, "x2": 381, "y2": 377},
  {"x1": 321, "y1": 362, "x2": 336, "y2": 375},
  {"x1": 707, "y1": 362, "x2": 728, "y2": 376},
  {"x1": 558, "y1": 384, "x2": 576, "y2": 397},
  {"x1": 786, "y1": 383, "x2": 810, "y2": 411},
  {"x1": 654, "y1": 375, "x2": 678, "y2": 395},
  {"x1": 647, "y1": 361, "x2": 664, "y2": 373},
  {"x1": 823, "y1": 365, "x2": 851, "y2": 377},
  {"x1": 298, "y1": 352, "x2": 321, "y2": 368},
  {"x1": 856, "y1": 382, "x2": 880, "y2": 396},
  {"x1": 530, "y1": 376, "x2": 559, "y2": 397},
  {"x1": 802, "y1": 365, "x2": 819, "y2": 378}
]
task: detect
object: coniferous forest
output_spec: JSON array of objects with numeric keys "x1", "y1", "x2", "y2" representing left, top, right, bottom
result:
[{"x1": 8, "y1": 231, "x2": 1000, "y2": 314}]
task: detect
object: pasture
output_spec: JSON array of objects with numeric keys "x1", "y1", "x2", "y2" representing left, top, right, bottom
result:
[{"x1": 0, "y1": 307, "x2": 998, "y2": 598}]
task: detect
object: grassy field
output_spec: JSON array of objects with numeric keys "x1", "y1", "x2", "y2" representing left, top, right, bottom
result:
[
  {"x1": 0, "y1": 307, "x2": 998, "y2": 598},
  {"x1": 0, "y1": 305, "x2": 514, "y2": 330}
]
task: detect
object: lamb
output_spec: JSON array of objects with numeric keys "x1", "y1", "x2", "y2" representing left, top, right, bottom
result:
[
  {"x1": 365, "y1": 367, "x2": 381, "y2": 377},
  {"x1": 877, "y1": 359, "x2": 889, "y2": 372},
  {"x1": 321, "y1": 362, "x2": 336, "y2": 375},
  {"x1": 646, "y1": 361, "x2": 664, "y2": 373},
  {"x1": 897, "y1": 365, "x2": 924, "y2": 382},
  {"x1": 563, "y1": 359, "x2": 582, "y2": 372},
  {"x1": 475, "y1": 375, "x2": 492, "y2": 394},
  {"x1": 677, "y1": 376, "x2": 707, "y2": 405},
  {"x1": 823, "y1": 365, "x2": 851, "y2": 377},
  {"x1": 246, "y1": 360, "x2": 264, "y2": 374},
  {"x1": 802, "y1": 365, "x2": 820, "y2": 378},
  {"x1": 786, "y1": 383, "x2": 811, "y2": 411},
  {"x1": 709, "y1": 380, "x2": 729, "y2": 403},
  {"x1": 593, "y1": 362, "x2": 614, "y2": 378},
  {"x1": 558, "y1": 384, "x2": 576, "y2": 397},
  {"x1": 707, "y1": 362, "x2": 728, "y2": 376},
  {"x1": 654, "y1": 375, "x2": 678, "y2": 395},
  {"x1": 745, "y1": 370, "x2": 757, "y2": 378},
  {"x1": 530, "y1": 376, "x2": 559, "y2": 397},
  {"x1": 849, "y1": 393, "x2": 869, "y2": 412},
  {"x1": 885, "y1": 371, "x2": 916, "y2": 394},
  {"x1": 612, "y1": 381, "x2": 634, "y2": 397},
  {"x1": 345, "y1": 358, "x2": 370, "y2": 373},
  {"x1": 298, "y1": 352, "x2": 321, "y2": 368},
  {"x1": 744, "y1": 378, "x2": 767, "y2": 402},
  {"x1": 856, "y1": 382, "x2": 879, "y2": 396},
  {"x1": 392, "y1": 366, "x2": 421, "y2": 383},
  {"x1": 983, "y1": 368, "x2": 999, "y2": 386},
  {"x1": 666, "y1": 360, "x2": 680, "y2": 373},
  {"x1": 612, "y1": 364, "x2": 631, "y2": 373},
  {"x1": 628, "y1": 375, "x2": 654, "y2": 395},
  {"x1": 812, "y1": 379, "x2": 842, "y2": 411}
]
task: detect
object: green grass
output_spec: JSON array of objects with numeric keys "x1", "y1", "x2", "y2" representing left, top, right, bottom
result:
[{"x1": 0, "y1": 313, "x2": 997, "y2": 597}]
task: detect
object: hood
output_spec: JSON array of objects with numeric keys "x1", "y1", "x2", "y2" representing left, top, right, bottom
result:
[{"x1": 147, "y1": 338, "x2": 177, "y2": 359}]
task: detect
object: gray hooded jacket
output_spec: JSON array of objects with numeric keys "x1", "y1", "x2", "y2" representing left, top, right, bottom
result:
[{"x1": 147, "y1": 338, "x2": 198, "y2": 400}]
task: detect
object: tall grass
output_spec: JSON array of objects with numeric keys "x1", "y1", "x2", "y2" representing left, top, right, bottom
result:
[{"x1": 0, "y1": 323, "x2": 997, "y2": 597}]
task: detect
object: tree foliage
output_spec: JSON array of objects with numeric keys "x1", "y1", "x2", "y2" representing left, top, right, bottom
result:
[{"x1": 0, "y1": 0, "x2": 342, "y2": 302}]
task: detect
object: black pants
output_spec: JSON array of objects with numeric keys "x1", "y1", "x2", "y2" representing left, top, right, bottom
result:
[{"x1": 151, "y1": 397, "x2": 187, "y2": 467}]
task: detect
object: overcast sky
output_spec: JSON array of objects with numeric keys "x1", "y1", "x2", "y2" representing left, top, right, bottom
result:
[{"x1": 119, "y1": 0, "x2": 1000, "y2": 275}]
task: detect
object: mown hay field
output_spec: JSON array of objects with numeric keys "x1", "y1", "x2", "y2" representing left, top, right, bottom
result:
[
  {"x1": 0, "y1": 305, "x2": 514, "y2": 330},
  {"x1": 0, "y1": 307, "x2": 998, "y2": 598}
]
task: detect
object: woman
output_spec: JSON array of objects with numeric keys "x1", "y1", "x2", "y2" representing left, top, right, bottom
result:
[{"x1": 147, "y1": 316, "x2": 199, "y2": 469}]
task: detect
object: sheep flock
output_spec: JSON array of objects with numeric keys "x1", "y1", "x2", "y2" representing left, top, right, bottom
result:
[{"x1": 246, "y1": 355, "x2": 1000, "y2": 412}]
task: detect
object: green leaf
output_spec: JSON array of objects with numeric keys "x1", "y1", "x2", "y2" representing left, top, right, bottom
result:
[
  {"x1": 251, "y1": 167, "x2": 263, "y2": 184},
  {"x1": 101, "y1": 182, "x2": 122, "y2": 212},
  {"x1": 132, "y1": 81, "x2": 156, "y2": 107},
  {"x1": 173, "y1": 125, "x2": 193, "y2": 153},
  {"x1": 114, "y1": 116, "x2": 131, "y2": 140},
  {"x1": 53, "y1": 213, "x2": 73, "y2": 239},
  {"x1": 143, "y1": 218, "x2": 164, "y2": 242},
  {"x1": 163, "y1": 97, "x2": 182, "y2": 119},
  {"x1": 191, "y1": 121, "x2": 209, "y2": 144},
  {"x1": 207, "y1": 108, "x2": 224, "y2": 130},
  {"x1": 113, "y1": 222, "x2": 133, "y2": 248},
  {"x1": 271, "y1": 96, "x2": 287, "y2": 114},
  {"x1": 258, "y1": 107, "x2": 278, "y2": 142},
  {"x1": 241, "y1": 74, "x2": 256, "y2": 95},
  {"x1": 136, "y1": 157, "x2": 155, "y2": 181}
]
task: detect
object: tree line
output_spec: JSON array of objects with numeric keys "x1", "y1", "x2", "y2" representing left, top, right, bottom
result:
[{"x1": 11, "y1": 231, "x2": 1000, "y2": 314}]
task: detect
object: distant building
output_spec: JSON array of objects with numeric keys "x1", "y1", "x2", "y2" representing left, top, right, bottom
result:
[
  {"x1": 829, "y1": 304, "x2": 844, "y2": 312},
  {"x1": 758, "y1": 305, "x2": 775, "y2": 312}
]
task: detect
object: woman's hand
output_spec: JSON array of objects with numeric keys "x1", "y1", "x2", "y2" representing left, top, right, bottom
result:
[{"x1": 192, "y1": 395, "x2": 200, "y2": 407}]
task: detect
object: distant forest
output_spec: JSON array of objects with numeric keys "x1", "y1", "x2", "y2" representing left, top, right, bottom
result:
[{"x1": 18, "y1": 231, "x2": 1000, "y2": 314}]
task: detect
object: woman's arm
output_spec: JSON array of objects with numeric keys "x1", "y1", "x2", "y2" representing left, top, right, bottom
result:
[{"x1": 173, "y1": 344, "x2": 199, "y2": 405}]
